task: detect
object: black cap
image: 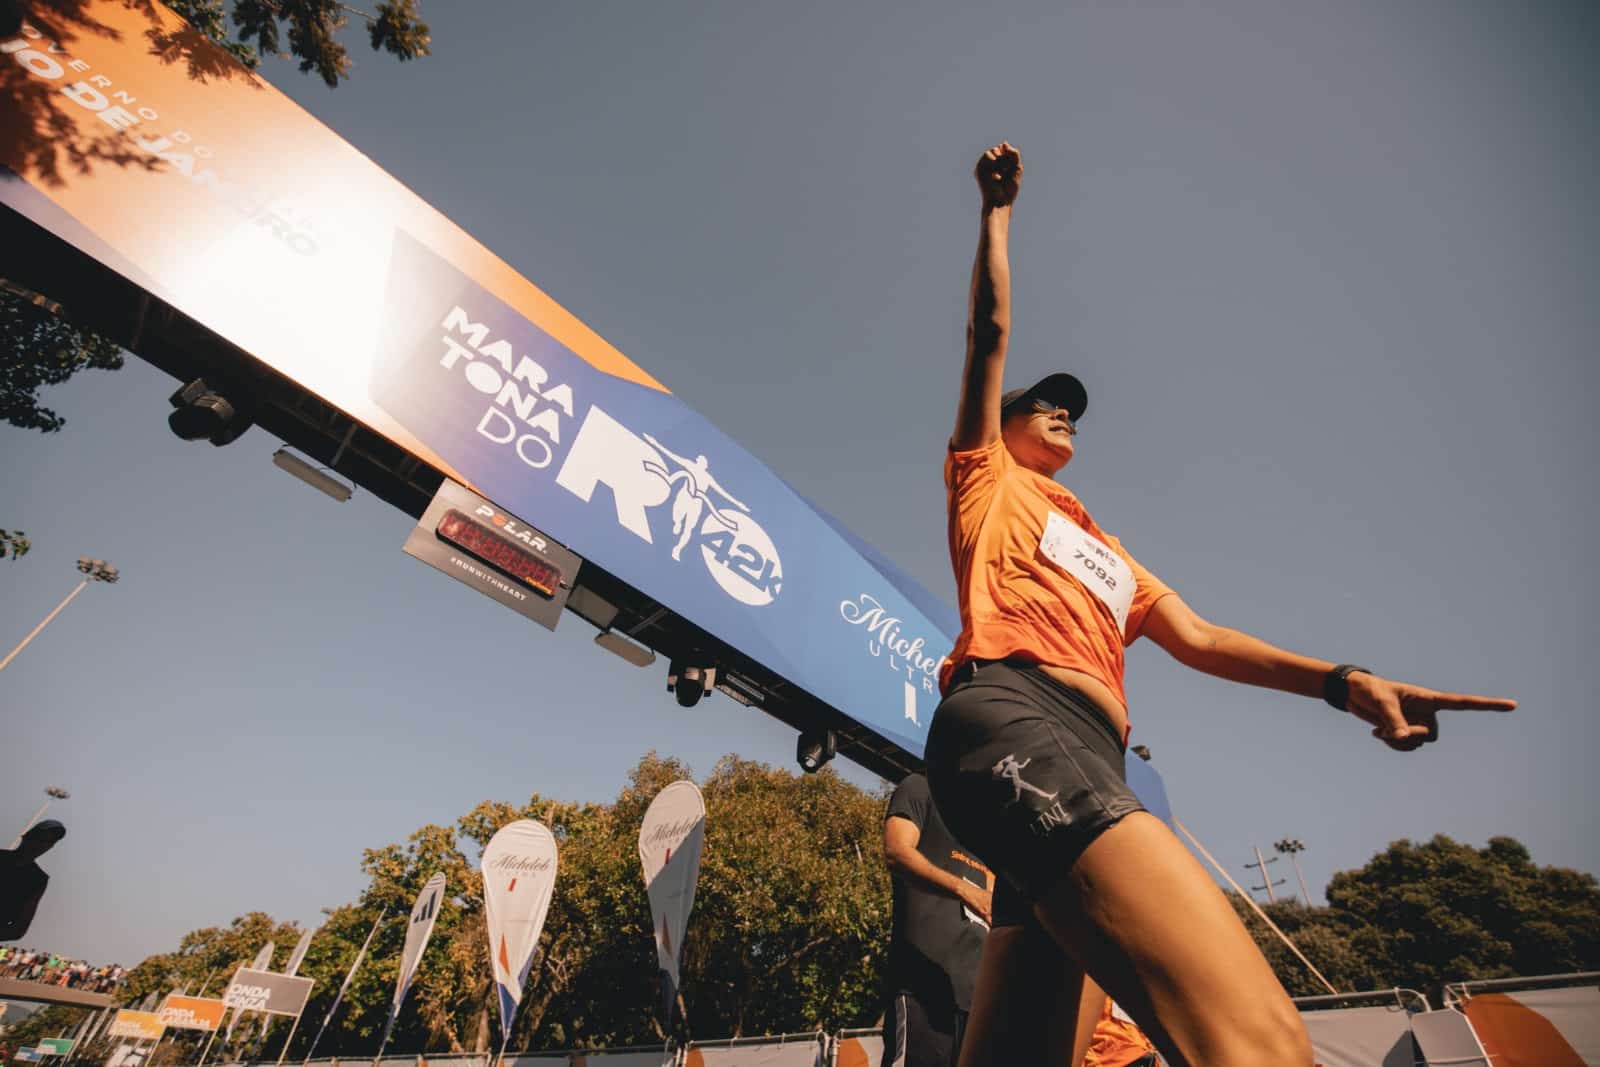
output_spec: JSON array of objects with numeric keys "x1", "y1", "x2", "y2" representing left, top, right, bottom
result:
[
  {"x1": 1000, "y1": 373, "x2": 1088, "y2": 421},
  {"x1": 22, "y1": 819, "x2": 65, "y2": 841}
]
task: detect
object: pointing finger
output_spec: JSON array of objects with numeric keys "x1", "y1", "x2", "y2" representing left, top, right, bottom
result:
[{"x1": 1432, "y1": 694, "x2": 1518, "y2": 712}]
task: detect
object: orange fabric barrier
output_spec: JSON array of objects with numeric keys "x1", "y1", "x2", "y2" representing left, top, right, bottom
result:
[{"x1": 1462, "y1": 993, "x2": 1585, "y2": 1067}]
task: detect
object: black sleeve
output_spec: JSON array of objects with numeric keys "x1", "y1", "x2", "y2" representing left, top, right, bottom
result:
[{"x1": 887, "y1": 773, "x2": 932, "y2": 831}]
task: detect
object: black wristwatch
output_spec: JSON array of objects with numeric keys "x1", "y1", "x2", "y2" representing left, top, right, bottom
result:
[{"x1": 1324, "y1": 664, "x2": 1371, "y2": 711}]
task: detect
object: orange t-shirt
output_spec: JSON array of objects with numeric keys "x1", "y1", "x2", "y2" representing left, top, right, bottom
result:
[
  {"x1": 941, "y1": 436, "x2": 1173, "y2": 709},
  {"x1": 1084, "y1": 998, "x2": 1159, "y2": 1067}
]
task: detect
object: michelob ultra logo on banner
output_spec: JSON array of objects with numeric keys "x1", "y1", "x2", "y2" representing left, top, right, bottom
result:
[
  {"x1": 0, "y1": 0, "x2": 958, "y2": 759},
  {"x1": 156, "y1": 995, "x2": 226, "y2": 1032},
  {"x1": 221, "y1": 968, "x2": 314, "y2": 1017},
  {"x1": 481, "y1": 820, "x2": 558, "y2": 1043},
  {"x1": 637, "y1": 781, "x2": 705, "y2": 989},
  {"x1": 106, "y1": 1012, "x2": 164, "y2": 1041}
]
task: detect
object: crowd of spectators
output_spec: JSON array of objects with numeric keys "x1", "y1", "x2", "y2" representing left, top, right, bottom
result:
[{"x1": 0, "y1": 948, "x2": 126, "y2": 993}]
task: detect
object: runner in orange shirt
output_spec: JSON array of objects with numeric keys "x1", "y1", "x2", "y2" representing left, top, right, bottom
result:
[
  {"x1": 1083, "y1": 992, "x2": 1160, "y2": 1067},
  {"x1": 922, "y1": 142, "x2": 1516, "y2": 1067}
]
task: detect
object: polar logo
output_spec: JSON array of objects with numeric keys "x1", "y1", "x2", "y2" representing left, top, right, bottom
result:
[{"x1": 556, "y1": 407, "x2": 783, "y2": 606}]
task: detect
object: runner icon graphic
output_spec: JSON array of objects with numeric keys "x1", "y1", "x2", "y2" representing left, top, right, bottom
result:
[
  {"x1": 641, "y1": 434, "x2": 751, "y2": 562},
  {"x1": 991, "y1": 755, "x2": 1059, "y2": 806}
]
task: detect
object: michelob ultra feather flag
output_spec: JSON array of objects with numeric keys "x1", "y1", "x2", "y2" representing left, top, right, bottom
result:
[
  {"x1": 637, "y1": 781, "x2": 706, "y2": 990},
  {"x1": 481, "y1": 821, "x2": 558, "y2": 1045},
  {"x1": 379, "y1": 872, "x2": 446, "y2": 1048}
]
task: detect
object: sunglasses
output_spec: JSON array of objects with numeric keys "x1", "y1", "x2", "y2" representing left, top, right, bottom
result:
[{"x1": 1029, "y1": 397, "x2": 1079, "y2": 435}]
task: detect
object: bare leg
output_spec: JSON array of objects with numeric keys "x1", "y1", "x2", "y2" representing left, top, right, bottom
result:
[
  {"x1": 1032, "y1": 812, "x2": 1312, "y2": 1067},
  {"x1": 958, "y1": 924, "x2": 1097, "y2": 1067}
]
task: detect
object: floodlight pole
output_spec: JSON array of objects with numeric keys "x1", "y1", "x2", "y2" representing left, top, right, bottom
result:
[
  {"x1": 0, "y1": 558, "x2": 120, "y2": 674},
  {"x1": 8, "y1": 786, "x2": 70, "y2": 849},
  {"x1": 1274, "y1": 838, "x2": 1313, "y2": 906}
]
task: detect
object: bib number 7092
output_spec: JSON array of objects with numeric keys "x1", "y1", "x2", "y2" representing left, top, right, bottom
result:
[{"x1": 1040, "y1": 511, "x2": 1136, "y2": 636}]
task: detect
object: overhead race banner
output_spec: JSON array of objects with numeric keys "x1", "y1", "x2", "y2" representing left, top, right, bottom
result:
[
  {"x1": 0, "y1": 0, "x2": 957, "y2": 758},
  {"x1": 156, "y1": 995, "x2": 226, "y2": 1032},
  {"x1": 106, "y1": 1011, "x2": 165, "y2": 1041},
  {"x1": 637, "y1": 781, "x2": 705, "y2": 992},
  {"x1": 482, "y1": 820, "x2": 559, "y2": 1046},
  {"x1": 220, "y1": 968, "x2": 314, "y2": 1017},
  {"x1": 284, "y1": 928, "x2": 316, "y2": 977},
  {"x1": 380, "y1": 872, "x2": 447, "y2": 1049}
]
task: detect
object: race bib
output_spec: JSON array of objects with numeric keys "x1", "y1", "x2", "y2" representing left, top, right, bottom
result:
[{"x1": 1040, "y1": 511, "x2": 1136, "y2": 636}]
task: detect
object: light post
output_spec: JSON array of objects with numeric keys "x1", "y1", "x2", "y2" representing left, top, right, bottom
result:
[
  {"x1": 9, "y1": 785, "x2": 70, "y2": 849},
  {"x1": 1274, "y1": 838, "x2": 1313, "y2": 906},
  {"x1": 0, "y1": 557, "x2": 120, "y2": 673}
]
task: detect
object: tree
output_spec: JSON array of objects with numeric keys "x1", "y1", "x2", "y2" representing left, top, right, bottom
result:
[
  {"x1": 1, "y1": 528, "x2": 30, "y2": 559},
  {"x1": 1228, "y1": 834, "x2": 1600, "y2": 1005},
  {"x1": 1324, "y1": 834, "x2": 1600, "y2": 1002},
  {"x1": 161, "y1": 0, "x2": 431, "y2": 89},
  {"x1": 0, "y1": 287, "x2": 122, "y2": 434},
  {"x1": 1227, "y1": 894, "x2": 1390, "y2": 998}
]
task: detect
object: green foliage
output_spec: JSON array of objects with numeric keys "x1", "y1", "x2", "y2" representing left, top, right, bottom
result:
[
  {"x1": 0, "y1": 290, "x2": 122, "y2": 434},
  {"x1": 1233, "y1": 834, "x2": 1600, "y2": 1004},
  {"x1": 0, "y1": 1004, "x2": 93, "y2": 1058},
  {"x1": 227, "y1": 0, "x2": 430, "y2": 87},
  {"x1": 1324, "y1": 834, "x2": 1600, "y2": 998},
  {"x1": 0, "y1": 529, "x2": 30, "y2": 560}
]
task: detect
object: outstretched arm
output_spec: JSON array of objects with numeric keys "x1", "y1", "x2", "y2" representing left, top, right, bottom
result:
[
  {"x1": 1143, "y1": 594, "x2": 1516, "y2": 751},
  {"x1": 951, "y1": 142, "x2": 1022, "y2": 451},
  {"x1": 884, "y1": 817, "x2": 993, "y2": 923}
]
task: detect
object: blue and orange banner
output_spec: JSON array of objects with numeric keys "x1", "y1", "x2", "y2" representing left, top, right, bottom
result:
[{"x1": 1, "y1": 0, "x2": 957, "y2": 756}]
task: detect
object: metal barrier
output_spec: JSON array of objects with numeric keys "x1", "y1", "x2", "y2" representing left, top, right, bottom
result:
[{"x1": 203, "y1": 976, "x2": 1600, "y2": 1067}]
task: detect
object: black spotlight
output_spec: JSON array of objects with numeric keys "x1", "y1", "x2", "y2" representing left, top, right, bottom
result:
[
  {"x1": 667, "y1": 660, "x2": 716, "y2": 708},
  {"x1": 796, "y1": 727, "x2": 836, "y2": 774},
  {"x1": 168, "y1": 377, "x2": 253, "y2": 446}
]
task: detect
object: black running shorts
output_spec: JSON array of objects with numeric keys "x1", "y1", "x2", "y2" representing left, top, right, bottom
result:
[{"x1": 924, "y1": 660, "x2": 1145, "y2": 919}]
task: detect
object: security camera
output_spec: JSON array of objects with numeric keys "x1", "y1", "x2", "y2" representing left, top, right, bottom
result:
[
  {"x1": 168, "y1": 378, "x2": 253, "y2": 446},
  {"x1": 667, "y1": 660, "x2": 717, "y2": 708},
  {"x1": 796, "y1": 727, "x2": 836, "y2": 774}
]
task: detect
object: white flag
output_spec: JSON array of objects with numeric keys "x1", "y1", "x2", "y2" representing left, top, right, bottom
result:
[
  {"x1": 250, "y1": 942, "x2": 275, "y2": 971},
  {"x1": 284, "y1": 928, "x2": 315, "y2": 977},
  {"x1": 377, "y1": 872, "x2": 446, "y2": 1052},
  {"x1": 637, "y1": 781, "x2": 705, "y2": 989},
  {"x1": 481, "y1": 821, "x2": 558, "y2": 1046}
]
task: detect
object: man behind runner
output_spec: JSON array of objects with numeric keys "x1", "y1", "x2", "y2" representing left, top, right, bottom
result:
[
  {"x1": 1, "y1": 820, "x2": 65, "y2": 942},
  {"x1": 923, "y1": 142, "x2": 1516, "y2": 1067},
  {"x1": 881, "y1": 773, "x2": 992, "y2": 1067}
]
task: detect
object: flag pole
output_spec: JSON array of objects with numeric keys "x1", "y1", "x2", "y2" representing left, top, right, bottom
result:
[
  {"x1": 273, "y1": 1011, "x2": 304, "y2": 1067},
  {"x1": 194, "y1": 1009, "x2": 227, "y2": 1067},
  {"x1": 303, "y1": 909, "x2": 388, "y2": 1064}
]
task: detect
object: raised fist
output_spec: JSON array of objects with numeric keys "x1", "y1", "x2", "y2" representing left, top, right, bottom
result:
[{"x1": 975, "y1": 142, "x2": 1022, "y2": 208}]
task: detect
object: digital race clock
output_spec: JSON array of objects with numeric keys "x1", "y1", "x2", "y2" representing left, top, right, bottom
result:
[
  {"x1": 435, "y1": 508, "x2": 561, "y2": 598},
  {"x1": 403, "y1": 480, "x2": 580, "y2": 631}
]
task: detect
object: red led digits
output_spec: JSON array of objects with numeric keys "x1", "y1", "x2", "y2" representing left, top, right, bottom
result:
[{"x1": 436, "y1": 509, "x2": 560, "y2": 597}]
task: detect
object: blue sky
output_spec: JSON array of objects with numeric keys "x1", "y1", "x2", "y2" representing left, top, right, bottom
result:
[{"x1": 4, "y1": 0, "x2": 1595, "y2": 966}]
